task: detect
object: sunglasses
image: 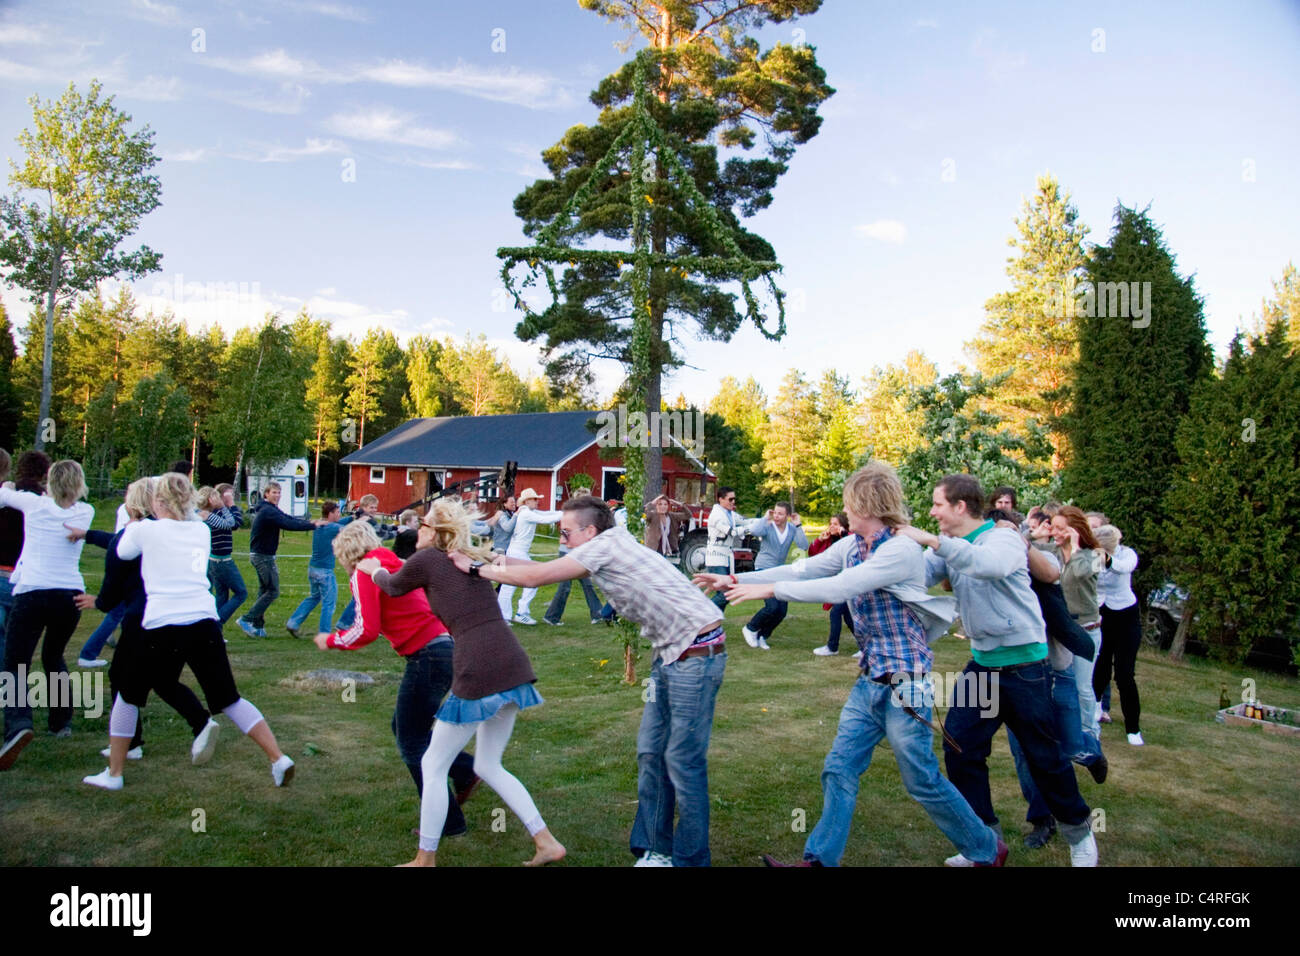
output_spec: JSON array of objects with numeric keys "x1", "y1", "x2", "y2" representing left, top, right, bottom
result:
[{"x1": 559, "y1": 525, "x2": 590, "y2": 541}]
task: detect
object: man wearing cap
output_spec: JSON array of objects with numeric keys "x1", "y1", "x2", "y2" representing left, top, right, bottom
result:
[
  {"x1": 449, "y1": 495, "x2": 727, "y2": 867},
  {"x1": 497, "y1": 488, "x2": 563, "y2": 625}
]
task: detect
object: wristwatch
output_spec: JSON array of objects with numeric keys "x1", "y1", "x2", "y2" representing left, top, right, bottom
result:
[{"x1": 468, "y1": 561, "x2": 486, "y2": 578}]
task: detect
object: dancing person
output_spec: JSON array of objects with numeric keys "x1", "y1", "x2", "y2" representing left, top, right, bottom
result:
[
  {"x1": 239, "y1": 480, "x2": 322, "y2": 638},
  {"x1": 393, "y1": 509, "x2": 420, "y2": 560},
  {"x1": 454, "y1": 495, "x2": 725, "y2": 867},
  {"x1": 69, "y1": 478, "x2": 216, "y2": 763},
  {"x1": 496, "y1": 487, "x2": 562, "y2": 626},
  {"x1": 204, "y1": 483, "x2": 247, "y2": 626},
  {"x1": 808, "y1": 513, "x2": 854, "y2": 657},
  {"x1": 313, "y1": 520, "x2": 476, "y2": 836},
  {"x1": 83, "y1": 473, "x2": 293, "y2": 790},
  {"x1": 643, "y1": 494, "x2": 691, "y2": 563},
  {"x1": 284, "y1": 500, "x2": 352, "y2": 639},
  {"x1": 896, "y1": 475, "x2": 1098, "y2": 866},
  {"x1": 487, "y1": 495, "x2": 517, "y2": 556},
  {"x1": 1093, "y1": 523, "x2": 1143, "y2": 745},
  {"x1": 703, "y1": 486, "x2": 742, "y2": 611},
  {"x1": 334, "y1": 494, "x2": 399, "y2": 629},
  {"x1": 0, "y1": 460, "x2": 94, "y2": 770},
  {"x1": 358, "y1": 497, "x2": 564, "y2": 867},
  {"x1": 740, "y1": 502, "x2": 807, "y2": 650},
  {"x1": 705, "y1": 463, "x2": 1005, "y2": 867}
]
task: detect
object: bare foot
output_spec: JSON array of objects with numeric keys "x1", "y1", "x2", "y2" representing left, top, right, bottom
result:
[
  {"x1": 523, "y1": 831, "x2": 566, "y2": 867},
  {"x1": 397, "y1": 849, "x2": 437, "y2": 867}
]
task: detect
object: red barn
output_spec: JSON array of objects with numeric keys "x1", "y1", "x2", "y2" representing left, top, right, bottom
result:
[{"x1": 339, "y1": 410, "x2": 715, "y2": 517}]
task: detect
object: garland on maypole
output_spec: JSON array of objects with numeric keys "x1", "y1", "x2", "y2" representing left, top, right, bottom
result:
[{"x1": 497, "y1": 49, "x2": 787, "y2": 680}]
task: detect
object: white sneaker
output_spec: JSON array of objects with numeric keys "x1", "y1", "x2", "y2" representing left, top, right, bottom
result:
[
  {"x1": 101, "y1": 746, "x2": 143, "y2": 760},
  {"x1": 742, "y1": 626, "x2": 759, "y2": 648},
  {"x1": 77, "y1": 657, "x2": 108, "y2": 669},
  {"x1": 513, "y1": 614, "x2": 538, "y2": 626},
  {"x1": 944, "y1": 852, "x2": 975, "y2": 867},
  {"x1": 1127, "y1": 732, "x2": 1144, "y2": 746},
  {"x1": 757, "y1": 637, "x2": 770, "y2": 650},
  {"x1": 852, "y1": 650, "x2": 864, "y2": 662},
  {"x1": 271, "y1": 754, "x2": 295, "y2": 787},
  {"x1": 1069, "y1": 832, "x2": 1099, "y2": 867},
  {"x1": 192, "y1": 719, "x2": 220, "y2": 765},
  {"x1": 633, "y1": 851, "x2": 673, "y2": 867},
  {"x1": 812, "y1": 645, "x2": 836, "y2": 656},
  {"x1": 83, "y1": 767, "x2": 124, "y2": 790}
]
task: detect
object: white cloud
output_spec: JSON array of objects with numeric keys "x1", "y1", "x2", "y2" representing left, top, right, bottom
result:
[
  {"x1": 355, "y1": 59, "x2": 573, "y2": 109},
  {"x1": 854, "y1": 220, "x2": 908, "y2": 244},
  {"x1": 914, "y1": 18, "x2": 939, "y2": 29},
  {"x1": 324, "y1": 108, "x2": 459, "y2": 150},
  {"x1": 231, "y1": 137, "x2": 348, "y2": 162},
  {"x1": 120, "y1": 73, "x2": 183, "y2": 101},
  {"x1": 215, "y1": 82, "x2": 312, "y2": 114},
  {"x1": 284, "y1": 1, "x2": 370, "y2": 23},
  {"x1": 0, "y1": 23, "x2": 48, "y2": 45},
  {"x1": 161, "y1": 146, "x2": 207, "y2": 162},
  {"x1": 235, "y1": 10, "x2": 271, "y2": 28},
  {"x1": 397, "y1": 156, "x2": 477, "y2": 171},
  {"x1": 129, "y1": 0, "x2": 183, "y2": 26},
  {"x1": 0, "y1": 57, "x2": 42, "y2": 82}
]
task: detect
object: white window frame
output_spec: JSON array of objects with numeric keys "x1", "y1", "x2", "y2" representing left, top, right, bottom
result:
[
  {"x1": 369, "y1": 466, "x2": 385, "y2": 484},
  {"x1": 601, "y1": 466, "x2": 626, "y2": 502},
  {"x1": 479, "y1": 470, "x2": 500, "y2": 500},
  {"x1": 406, "y1": 468, "x2": 415, "y2": 486}
]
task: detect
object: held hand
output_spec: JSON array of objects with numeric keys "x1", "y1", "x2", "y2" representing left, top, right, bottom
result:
[
  {"x1": 313, "y1": 633, "x2": 331, "y2": 650},
  {"x1": 691, "y1": 572, "x2": 731, "y2": 593},
  {"x1": 896, "y1": 525, "x2": 938, "y2": 549},
  {"x1": 73, "y1": 593, "x2": 97, "y2": 611},
  {"x1": 723, "y1": 582, "x2": 775, "y2": 604},
  {"x1": 64, "y1": 521, "x2": 87, "y2": 542},
  {"x1": 447, "y1": 550, "x2": 474, "y2": 573},
  {"x1": 355, "y1": 557, "x2": 382, "y2": 577}
]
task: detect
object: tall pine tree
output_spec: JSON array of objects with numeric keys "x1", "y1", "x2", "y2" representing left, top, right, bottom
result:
[{"x1": 1062, "y1": 205, "x2": 1212, "y2": 590}]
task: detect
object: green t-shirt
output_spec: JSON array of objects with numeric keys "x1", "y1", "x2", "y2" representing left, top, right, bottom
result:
[{"x1": 959, "y1": 520, "x2": 1048, "y2": 666}]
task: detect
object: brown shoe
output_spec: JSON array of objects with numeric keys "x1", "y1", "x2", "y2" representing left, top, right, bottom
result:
[{"x1": 0, "y1": 729, "x2": 34, "y2": 771}]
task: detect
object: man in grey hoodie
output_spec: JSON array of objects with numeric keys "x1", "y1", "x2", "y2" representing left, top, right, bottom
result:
[{"x1": 897, "y1": 474, "x2": 1097, "y2": 867}]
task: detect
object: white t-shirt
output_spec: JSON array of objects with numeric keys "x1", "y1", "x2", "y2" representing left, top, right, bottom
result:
[
  {"x1": 116, "y1": 518, "x2": 218, "y2": 628},
  {"x1": 0, "y1": 488, "x2": 94, "y2": 594},
  {"x1": 506, "y1": 507, "x2": 562, "y2": 556}
]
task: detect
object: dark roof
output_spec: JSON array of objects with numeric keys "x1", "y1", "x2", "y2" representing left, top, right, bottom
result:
[{"x1": 340, "y1": 411, "x2": 604, "y2": 470}]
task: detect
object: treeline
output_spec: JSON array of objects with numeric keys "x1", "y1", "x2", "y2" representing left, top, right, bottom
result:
[{"x1": 0, "y1": 288, "x2": 590, "y2": 496}]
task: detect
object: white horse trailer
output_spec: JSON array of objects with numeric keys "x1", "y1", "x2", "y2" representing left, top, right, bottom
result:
[{"x1": 246, "y1": 459, "x2": 310, "y2": 517}]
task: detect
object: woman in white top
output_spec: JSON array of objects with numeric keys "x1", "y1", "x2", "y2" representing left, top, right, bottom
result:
[
  {"x1": 0, "y1": 460, "x2": 94, "y2": 771},
  {"x1": 1092, "y1": 524, "x2": 1143, "y2": 745},
  {"x1": 82, "y1": 473, "x2": 295, "y2": 790},
  {"x1": 497, "y1": 487, "x2": 563, "y2": 625}
]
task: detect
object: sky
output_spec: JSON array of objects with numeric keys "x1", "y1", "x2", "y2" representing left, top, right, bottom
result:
[{"x1": 1, "y1": 0, "x2": 1298, "y2": 409}]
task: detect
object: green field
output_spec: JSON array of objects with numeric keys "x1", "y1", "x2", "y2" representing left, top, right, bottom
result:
[{"x1": 1, "y1": 506, "x2": 1297, "y2": 867}]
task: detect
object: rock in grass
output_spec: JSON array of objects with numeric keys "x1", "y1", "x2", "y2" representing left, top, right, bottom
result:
[{"x1": 279, "y1": 669, "x2": 377, "y2": 692}]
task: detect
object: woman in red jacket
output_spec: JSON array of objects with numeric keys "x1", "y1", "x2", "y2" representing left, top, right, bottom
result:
[
  {"x1": 809, "y1": 513, "x2": 855, "y2": 658},
  {"x1": 315, "y1": 520, "x2": 474, "y2": 837}
]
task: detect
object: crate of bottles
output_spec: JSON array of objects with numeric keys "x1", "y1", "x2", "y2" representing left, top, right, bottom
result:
[{"x1": 1216, "y1": 701, "x2": 1300, "y2": 738}]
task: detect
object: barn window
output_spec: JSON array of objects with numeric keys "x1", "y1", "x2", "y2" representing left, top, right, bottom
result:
[
  {"x1": 369, "y1": 467, "x2": 385, "y2": 483},
  {"x1": 406, "y1": 469, "x2": 415, "y2": 486}
]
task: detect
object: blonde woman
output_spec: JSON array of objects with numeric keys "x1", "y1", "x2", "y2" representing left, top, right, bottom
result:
[
  {"x1": 0, "y1": 460, "x2": 95, "y2": 770},
  {"x1": 83, "y1": 473, "x2": 293, "y2": 790},
  {"x1": 356, "y1": 497, "x2": 563, "y2": 867}
]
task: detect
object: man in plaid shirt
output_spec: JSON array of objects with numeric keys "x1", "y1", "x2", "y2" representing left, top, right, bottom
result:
[
  {"x1": 451, "y1": 495, "x2": 726, "y2": 867},
  {"x1": 703, "y1": 462, "x2": 1006, "y2": 867}
]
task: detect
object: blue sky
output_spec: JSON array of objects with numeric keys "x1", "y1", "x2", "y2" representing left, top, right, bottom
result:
[{"x1": 2, "y1": 0, "x2": 1297, "y2": 407}]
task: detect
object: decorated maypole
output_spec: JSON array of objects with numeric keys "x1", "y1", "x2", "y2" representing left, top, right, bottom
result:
[{"x1": 497, "y1": 50, "x2": 786, "y2": 681}]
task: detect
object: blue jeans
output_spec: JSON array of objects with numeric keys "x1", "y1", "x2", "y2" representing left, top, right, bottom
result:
[
  {"x1": 804, "y1": 676, "x2": 998, "y2": 865},
  {"x1": 543, "y1": 576, "x2": 603, "y2": 623},
  {"x1": 287, "y1": 567, "x2": 337, "y2": 633},
  {"x1": 208, "y1": 557, "x2": 248, "y2": 625},
  {"x1": 943, "y1": 659, "x2": 1091, "y2": 831},
  {"x1": 392, "y1": 640, "x2": 471, "y2": 835},
  {"x1": 747, "y1": 597, "x2": 788, "y2": 639},
  {"x1": 630, "y1": 649, "x2": 726, "y2": 866},
  {"x1": 337, "y1": 597, "x2": 356, "y2": 629},
  {"x1": 244, "y1": 554, "x2": 279, "y2": 627},
  {"x1": 706, "y1": 564, "x2": 729, "y2": 610},
  {"x1": 825, "y1": 603, "x2": 853, "y2": 652},
  {"x1": 1071, "y1": 627, "x2": 1101, "y2": 739},
  {"x1": 0, "y1": 570, "x2": 12, "y2": 675},
  {"x1": 78, "y1": 602, "x2": 126, "y2": 661},
  {"x1": 1007, "y1": 666, "x2": 1102, "y2": 823}
]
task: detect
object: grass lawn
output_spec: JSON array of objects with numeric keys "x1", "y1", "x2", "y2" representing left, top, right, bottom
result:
[{"x1": 2, "y1": 506, "x2": 1297, "y2": 866}]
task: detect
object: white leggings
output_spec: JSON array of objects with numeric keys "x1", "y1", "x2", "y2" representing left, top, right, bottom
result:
[
  {"x1": 418, "y1": 703, "x2": 545, "y2": 852},
  {"x1": 109, "y1": 694, "x2": 264, "y2": 738},
  {"x1": 497, "y1": 585, "x2": 539, "y2": 619}
]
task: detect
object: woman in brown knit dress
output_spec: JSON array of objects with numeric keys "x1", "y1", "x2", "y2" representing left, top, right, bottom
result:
[{"x1": 357, "y1": 497, "x2": 564, "y2": 867}]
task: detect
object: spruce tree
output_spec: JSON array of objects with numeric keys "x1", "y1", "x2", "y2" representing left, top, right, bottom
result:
[
  {"x1": 1062, "y1": 205, "x2": 1212, "y2": 591},
  {"x1": 1162, "y1": 321, "x2": 1300, "y2": 661}
]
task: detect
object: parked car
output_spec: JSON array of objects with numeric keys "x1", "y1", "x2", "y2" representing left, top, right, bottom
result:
[{"x1": 1141, "y1": 580, "x2": 1297, "y2": 674}]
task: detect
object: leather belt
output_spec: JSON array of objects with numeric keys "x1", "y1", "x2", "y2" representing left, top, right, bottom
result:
[{"x1": 679, "y1": 640, "x2": 726, "y2": 660}]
